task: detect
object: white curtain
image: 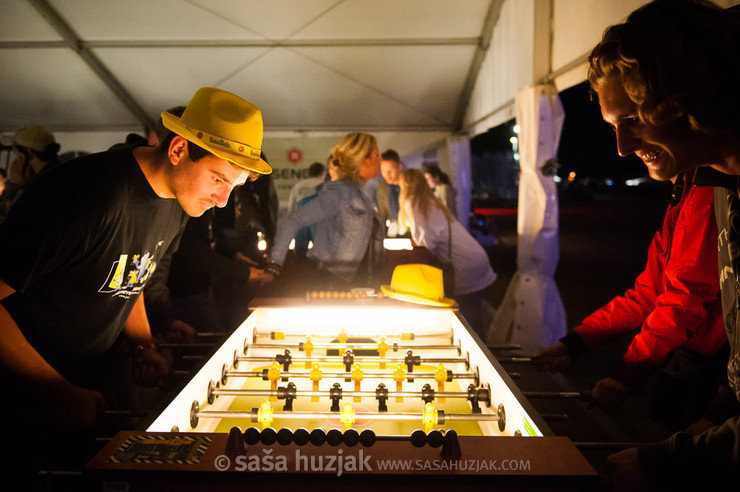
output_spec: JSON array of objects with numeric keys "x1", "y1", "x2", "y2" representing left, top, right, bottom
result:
[{"x1": 487, "y1": 84, "x2": 566, "y2": 354}]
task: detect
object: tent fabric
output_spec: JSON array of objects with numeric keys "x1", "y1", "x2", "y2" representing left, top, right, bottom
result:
[{"x1": 487, "y1": 84, "x2": 566, "y2": 353}]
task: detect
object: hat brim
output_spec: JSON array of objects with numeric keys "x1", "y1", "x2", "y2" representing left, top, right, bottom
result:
[
  {"x1": 380, "y1": 285, "x2": 456, "y2": 307},
  {"x1": 161, "y1": 113, "x2": 272, "y2": 174}
]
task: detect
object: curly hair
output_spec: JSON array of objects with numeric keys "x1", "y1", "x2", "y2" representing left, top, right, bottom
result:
[
  {"x1": 329, "y1": 133, "x2": 378, "y2": 182},
  {"x1": 587, "y1": 0, "x2": 740, "y2": 136}
]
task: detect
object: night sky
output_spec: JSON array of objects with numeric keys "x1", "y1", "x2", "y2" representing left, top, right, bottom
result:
[
  {"x1": 470, "y1": 81, "x2": 650, "y2": 202},
  {"x1": 556, "y1": 81, "x2": 646, "y2": 182}
]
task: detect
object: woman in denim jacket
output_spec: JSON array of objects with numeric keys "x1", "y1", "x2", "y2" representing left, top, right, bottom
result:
[{"x1": 266, "y1": 133, "x2": 383, "y2": 290}]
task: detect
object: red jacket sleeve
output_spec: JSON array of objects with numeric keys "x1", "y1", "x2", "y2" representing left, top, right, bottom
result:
[{"x1": 575, "y1": 183, "x2": 723, "y2": 378}]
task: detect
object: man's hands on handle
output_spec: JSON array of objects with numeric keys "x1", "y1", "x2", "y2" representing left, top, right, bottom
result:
[
  {"x1": 132, "y1": 343, "x2": 169, "y2": 387},
  {"x1": 43, "y1": 381, "x2": 107, "y2": 431},
  {"x1": 531, "y1": 342, "x2": 572, "y2": 372}
]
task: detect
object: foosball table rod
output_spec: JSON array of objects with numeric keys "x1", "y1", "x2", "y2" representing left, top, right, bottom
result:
[
  {"x1": 253, "y1": 329, "x2": 453, "y2": 341},
  {"x1": 245, "y1": 342, "x2": 460, "y2": 352},
  {"x1": 189, "y1": 400, "x2": 506, "y2": 432}
]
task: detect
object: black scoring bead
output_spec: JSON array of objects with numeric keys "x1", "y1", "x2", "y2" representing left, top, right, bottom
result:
[
  {"x1": 410, "y1": 429, "x2": 428, "y2": 447},
  {"x1": 326, "y1": 428, "x2": 343, "y2": 446},
  {"x1": 260, "y1": 427, "x2": 278, "y2": 445},
  {"x1": 342, "y1": 428, "x2": 360, "y2": 447},
  {"x1": 310, "y1": 428, "x2": 327, "y2": 446},
  {"x1": 243, "y1": 427, "x2": 261, "y2": 445},
  {"x1": 293, "y1": 428, "x2": 310, "y2": 446},
  {"x1": 276, "y1": 428, "x2": 293, "y2": 445},
  {"x1": 427, "y1": 429, "x2": 444, "y2": 448},
  {"x1": 359, "y1": 429, "x2": 376, "y2": 447}
]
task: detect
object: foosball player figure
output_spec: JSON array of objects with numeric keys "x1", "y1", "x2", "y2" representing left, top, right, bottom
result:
[
  {"x1": 378, "y1": 337, "x2": 388, "y2": 369},
  {"x1": 435, "y1": 363, "x2": 447, "y2": 403},
  {"x1": 352, "y1": 363, "x2": 364, "y2": 401},
  {"x1": 341, "y1": 402, "x2": 355, "y2": 430},
  {"x1": 394, "y1": 363, "x2": 406, "y2": 402},
  {"x1": 267, "y1": 362, "x2": 281, "y2": 401},
  {"x1": 310, "y1": 362, "x2": 322, "y2": 402},
  {"x1": 376, "y1": 383, "x2": 389, "y2": 411},
  {"x1": 304, "y1": 336, "x2": 314, "y2": 368}
]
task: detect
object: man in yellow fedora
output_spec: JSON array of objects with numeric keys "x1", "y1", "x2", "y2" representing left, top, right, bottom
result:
[{"x1": 0, "y1": 86, "x2": 271, "y2": 450}]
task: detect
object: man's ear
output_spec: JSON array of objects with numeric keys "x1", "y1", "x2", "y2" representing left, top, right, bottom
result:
[{"x1": 168, "y1": 135, "x2": 189, "y2": 166}]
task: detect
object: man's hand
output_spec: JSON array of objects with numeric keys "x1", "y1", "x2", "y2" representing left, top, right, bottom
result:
[
  {"x1": 7, "y1": 151, "x2": 32, "y2": 185},
  {"x1": 531, "y1": 342, "x2": 572, "y2": 372},
  {"x1": 44, "y1": 381, "x2": 107, "y2": 431},
  {"x1": 165, "y1": 320, "x2": 197, "y2": 344},
  {"x1": 605, "y1": 447, "x2": 651, "y2": 492},
  {"x1": 234, "y1": 251, "x2": 259, "y2": 266},
  {"x1": 132, "y1": 345, "x2": 169, "y2": 387},
  {"x1": 591, "y1": 377, "x2": 628, "y2": 408},
  {"x1": 248, "y1": 267, "x2": 274, "y2": 288},
  {"x1": 684, "y1": 417, "x2": 716, "y2": 436}
]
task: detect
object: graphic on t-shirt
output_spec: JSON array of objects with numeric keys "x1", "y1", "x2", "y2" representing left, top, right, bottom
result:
[{"x1": 99, "y1": 248, "x2": 159, "y2": 298}]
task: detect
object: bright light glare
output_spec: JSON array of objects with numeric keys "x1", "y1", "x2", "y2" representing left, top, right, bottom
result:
[
  {"x1": 383, "y1": 238, "x2": 413, "y2": 251},
  {"x1": 255, "y1": 307, "x2": 453, "y2": 336}
]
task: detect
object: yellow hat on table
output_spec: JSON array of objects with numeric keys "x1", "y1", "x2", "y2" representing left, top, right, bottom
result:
[
  {"x1": 381, "y1": 264, "x2": 455, "y2": 307},
  {"x1": 161, "y1": 87, "x2": 271, "y2": 174}
]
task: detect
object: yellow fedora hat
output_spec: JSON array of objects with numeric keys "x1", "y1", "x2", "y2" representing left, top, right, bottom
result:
[
  {"x1": 161, "y1": 87, "x2": 271, "y2": 174},
  {"x1": 381, "y1": 264, "x2": 455, "y2": 307}
]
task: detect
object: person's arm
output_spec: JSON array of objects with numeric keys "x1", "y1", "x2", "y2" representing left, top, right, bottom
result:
[
  {"x1": 0, "y1": 278, "x2": 106, "y2": 429},
  {"x1": 621, "y1": 415, "x2": 740, "y2": 489},
  {"x1": 124, "y1": 293, "x2": 169, "y2": 387},
  {"x1": 617, "y1": 186, "x2": 721, "y2": 381},
  {"x1": 572, "y1": 228, "x2": 663, "y2": 349},
  {"x1": 269, "y1": 186, "x2": 335, "y2": 266}
]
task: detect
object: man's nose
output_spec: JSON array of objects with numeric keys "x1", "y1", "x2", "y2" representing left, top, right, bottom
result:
[
  {"x1": 615, "y1": 127, "x2": 640, "y2": 157},
  {"x1": 213, "y1": 187, "x2": 231, "y2": 208}
]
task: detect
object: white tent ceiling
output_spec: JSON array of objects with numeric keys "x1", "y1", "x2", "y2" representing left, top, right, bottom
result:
[{"x1": 0, "y1": 0, "x2": 500, "y2": 135}]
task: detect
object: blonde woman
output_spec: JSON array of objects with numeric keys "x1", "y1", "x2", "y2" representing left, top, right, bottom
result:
[
  {"x1": 399, "y1": 169, "x2": 496, "y2": 337},
  {"x1": 267, "y1": 133, "x2": 383, "y2": 290}
]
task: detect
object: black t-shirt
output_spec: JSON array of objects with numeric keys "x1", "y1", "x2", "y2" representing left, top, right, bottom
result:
[{"x1": 0, "y1": 148, "x2": 188, "y2": 371}]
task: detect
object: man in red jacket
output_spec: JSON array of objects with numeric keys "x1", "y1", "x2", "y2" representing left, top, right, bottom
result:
[{"x1": 533, "y1": 168, "x2": 726, "y2": 412}]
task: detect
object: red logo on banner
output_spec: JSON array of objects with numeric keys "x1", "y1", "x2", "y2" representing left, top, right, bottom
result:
[{"x1": 287, "y1": 148, "x2": 303, "y2": 164}]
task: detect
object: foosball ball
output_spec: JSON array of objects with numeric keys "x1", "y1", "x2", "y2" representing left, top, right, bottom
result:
[{"x1": 86, "y1": 296, "x2": 597, "y2": 491}]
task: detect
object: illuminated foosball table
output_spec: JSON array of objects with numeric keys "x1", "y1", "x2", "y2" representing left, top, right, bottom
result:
[{"x1": 86, "y1": 296, "x2": 597, "y2": 490}]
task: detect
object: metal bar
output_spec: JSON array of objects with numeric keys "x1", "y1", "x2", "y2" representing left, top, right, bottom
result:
[
  {"x1": 28, "y1": 0, "x2": 155, "y2": 131},
  {"x1": 246, "y1": 342, "x2": 456, "y2": 351},
  {"x1": 159, "y1": 343, "x2": 219, "y2": 349},
  {"x1": 574, "y1": 442, "x2": 647, "y2": 450},
  {"x1": 496, "y1": 357, "x2": 533, "y2": 363},
  {"x1": 237, "y1": 355, "x2": 466, "y2": 364},
  {"x1": 226, "y1": 370, "x2": 475, "y2": 379},
  {"x1": 452, "y1": 0, "x2": 506, "y2": 131},
  {"x1": 196, "y1": 410, "x2": 501, "y2": 422},
  {"x1": 523, "y1": 391, "x2": 585, "y2": 399},
  {"x1": 212, "y1": 388, "x2": 474, "y2": 399},
  {"x1": 254, "y1": 330, "x2": 451, "y2": 339}
]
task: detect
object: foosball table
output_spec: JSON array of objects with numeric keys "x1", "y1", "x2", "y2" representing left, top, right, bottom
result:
[{"x1": 85, "y1": 296, "x2": 597, "y2": 490}]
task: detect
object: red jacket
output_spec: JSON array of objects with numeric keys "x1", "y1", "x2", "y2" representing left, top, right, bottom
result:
[{"x1": 571, "y1": 172, "x2": 726, "y2": 383}]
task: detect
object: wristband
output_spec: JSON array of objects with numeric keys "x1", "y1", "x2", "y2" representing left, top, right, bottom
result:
[
  {"x1": 264, "y1": 262, "x2": 282, "y2": 276},
  {"x1": 135, "y1": 340, "x2": 158, "y2": 359}
]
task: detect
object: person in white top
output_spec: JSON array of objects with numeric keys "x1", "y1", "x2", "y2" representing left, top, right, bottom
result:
[
  {"x1": 398, "y1": 169, "x2": 496, "y2": 337},
  {"x1": 287, "y1": 161, "x2": 326, "y2": 213}
]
